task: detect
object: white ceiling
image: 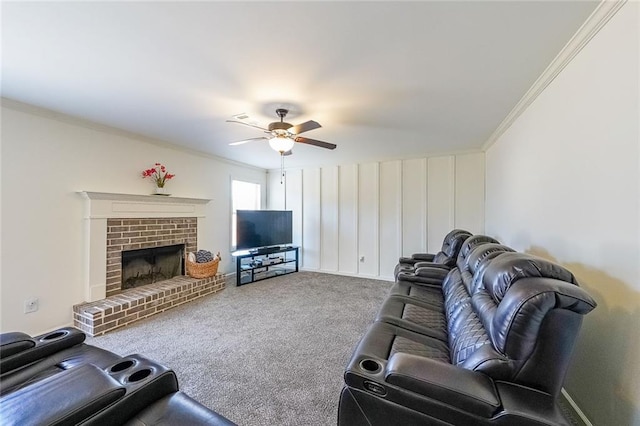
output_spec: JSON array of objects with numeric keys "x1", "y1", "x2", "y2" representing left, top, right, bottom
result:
[{"x1": 1, "y1": 1, "x2": 599, "y2": 170}]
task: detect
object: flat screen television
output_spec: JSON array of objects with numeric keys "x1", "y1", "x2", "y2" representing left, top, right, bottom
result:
[{"x1": 236, "y1": 210, "x2": 293, "y2": 251}]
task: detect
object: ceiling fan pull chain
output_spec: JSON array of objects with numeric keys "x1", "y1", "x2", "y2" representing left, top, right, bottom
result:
[{"x1": 280, "y1": 154, "x2": 285, "y2": 184}]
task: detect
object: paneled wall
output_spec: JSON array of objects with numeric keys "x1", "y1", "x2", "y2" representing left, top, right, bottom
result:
[{"x1": 268, "y1": 152, "x2": 485, "y2": 280}]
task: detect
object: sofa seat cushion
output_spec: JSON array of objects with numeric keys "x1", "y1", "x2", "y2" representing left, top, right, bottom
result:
[
  {"x1": 390, "y1": 336, "x2": 450, "y2": 363},
  {"x1": 390, "y1": 281, "x2": 444, "y2": 306},
  {"x1": 353, "y1": 322, "x2": 451, "y2": 367},
  {"x1": 376, "y1": 296, "x2": 448, "y2": 341}
]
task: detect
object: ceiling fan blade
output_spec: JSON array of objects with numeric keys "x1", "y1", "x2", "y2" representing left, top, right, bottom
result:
[
  {"x1": 289, "y1": 120, "x2": 321, "y2": 135},
  {"x1": 226, "y1": 119, "x2": 270, "y2": 133},
  {"x1": 228, "y1": 137, "x2": 269, "y2": 146},
  {"x1": 294, "y1": 136, "x2": 337, "y2": 150}
]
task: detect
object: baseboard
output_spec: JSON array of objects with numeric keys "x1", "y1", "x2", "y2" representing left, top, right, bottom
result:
[
  {"x1": 300, "y1": 268, "x2": 394, "y2": 282},
  {"x1": 560, "y1": 388, "x2": 593, "y2": 426}
]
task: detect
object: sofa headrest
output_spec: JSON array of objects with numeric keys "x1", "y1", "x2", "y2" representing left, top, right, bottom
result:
[
  {"x1": 456, "y1": 235, "x2": 500, "y2": 269},
  {"x1": 482, "y1": 252, "x2": 579, "y2": 303},
  {"x1": 434, "y1": 229, "x2": 473, "y2": 266},
  {"x1": 490, "y1": 277, "x2": 597, "y2": 361},
  {"x1": 466, "y1": 244, "x2": 515, "y2": 276},
  {"x1": 463, "y1": 244, "x2": 516, "y2": 294},
  {"x1": 441, "y1": 229, "x2": 473, "y2": 256},
  {"x1": 442, "y1": 229, "x2": 472, "y2": 246}
]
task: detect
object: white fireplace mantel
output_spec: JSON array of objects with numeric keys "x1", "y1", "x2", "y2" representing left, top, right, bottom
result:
[
  {"x1": 79, "y1": 191, "x2": 212, "y2": 219},
  {"x1": 79, "y1": 191, "x2": 212, "y2": 302}
]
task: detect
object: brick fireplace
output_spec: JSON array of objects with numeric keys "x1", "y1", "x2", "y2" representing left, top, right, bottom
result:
[
  {"x1": 106, "y1": 217, "x2": 196, "y2": 296},
  {"x1": 73, "y1": 192, "x2": 225, "y2": 336}
]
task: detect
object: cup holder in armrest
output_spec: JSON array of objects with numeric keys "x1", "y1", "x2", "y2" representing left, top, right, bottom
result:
[
  {"x1": 360, "y1": 359, "x2": 382, "y2": 374},
  {"x1": 108, "y1": 358, "x2": 155, "y2": 384},
  {"x1": 39, "y1": 330, "x2": 69, "y2": 342},
  {"x1": 126, "y1": 368, "x2": 153, "y2": 383},
  {"x1": 76, "y1": 356, "x2": 179, "y2": 425},
  {"x1": 109, "y1": 359, "x2": 137, "y2": 373}
]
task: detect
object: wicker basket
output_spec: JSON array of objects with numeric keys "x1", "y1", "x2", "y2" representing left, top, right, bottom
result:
[{"x1": 186, "y1": 257, "x2": 220, "y2": 278}]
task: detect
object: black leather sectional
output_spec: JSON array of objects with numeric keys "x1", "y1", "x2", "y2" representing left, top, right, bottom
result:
[
  {"x1": 0, "y1": 328, "x2": 234, "y2": 425},
  {"x1": 339, "y1": 231, "x2": 597, "y2": 425}
]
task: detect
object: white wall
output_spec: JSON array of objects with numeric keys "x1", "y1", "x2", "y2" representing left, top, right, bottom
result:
[
  {"x1": 268, "y1": 152, "x2": 485, "y2": 281},
  {"x1": 0, "y1": 103, "x2": 266, "y2": 335},
  {"x1": 485, "y1": 3, "x2": 639, "y2": 425}
]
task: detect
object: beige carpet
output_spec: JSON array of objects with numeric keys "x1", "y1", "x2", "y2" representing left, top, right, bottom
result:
[{"x1": 87, "y1": 271, "x2": 392, "y2": 425}]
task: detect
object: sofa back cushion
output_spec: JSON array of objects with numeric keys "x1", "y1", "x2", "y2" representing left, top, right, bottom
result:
[
  {"x1": 460, "y1": 243, "x2": 515, "y2": 295},
  {"x1": 445, "y1": 244, "x2": 514, "y2": 365}
]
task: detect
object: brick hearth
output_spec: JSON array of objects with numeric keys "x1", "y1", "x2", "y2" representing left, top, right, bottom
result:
[{"x1": 73, "y1": 274, "x2": 225, "y2": 336}]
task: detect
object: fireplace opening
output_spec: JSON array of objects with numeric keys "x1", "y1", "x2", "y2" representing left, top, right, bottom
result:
[{"x1": 121, "y1": 244, "x2": 185, "y2": 290}]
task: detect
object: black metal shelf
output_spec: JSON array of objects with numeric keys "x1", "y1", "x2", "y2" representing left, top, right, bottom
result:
[{"x1": 233, "y1": 246, "x2": 299, "y2": 286}]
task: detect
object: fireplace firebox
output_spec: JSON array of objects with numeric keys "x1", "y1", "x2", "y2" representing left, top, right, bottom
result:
[{"x1": 121, "y1": 244, "x2": 185, "y2": 290}]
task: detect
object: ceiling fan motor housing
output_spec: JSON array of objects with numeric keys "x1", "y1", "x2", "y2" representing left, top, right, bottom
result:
[
  {"x1": 270, "y1": 108, "x2": 292, "y2": 132},
  {"x1": 268, "y1": 121, "x2": 293, "y2": 132}
]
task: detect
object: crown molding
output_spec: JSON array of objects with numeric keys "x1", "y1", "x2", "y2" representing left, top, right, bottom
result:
[
  {"x1": 265, "y1": 149, "x2": 486, "y2": 173},
  {"x1": 1, "y1": 97, "x2": 266, "y2": 172},
  {"x1": 482, "y1": 0, "x2": 627, "y2": 151}
]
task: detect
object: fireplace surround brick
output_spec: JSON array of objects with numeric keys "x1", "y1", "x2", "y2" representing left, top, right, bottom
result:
[{"x1": 106, "y1": 217, "x2": 197, "y2": 296}]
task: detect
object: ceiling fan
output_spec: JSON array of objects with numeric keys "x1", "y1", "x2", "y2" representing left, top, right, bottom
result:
[{"x1": 227, "y1": 108, "x2": 337, "y2": 155}]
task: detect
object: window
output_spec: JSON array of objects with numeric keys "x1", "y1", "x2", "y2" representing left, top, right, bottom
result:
[{"x1": 231, "y1": 180, "x2": 261, "y2": 248}]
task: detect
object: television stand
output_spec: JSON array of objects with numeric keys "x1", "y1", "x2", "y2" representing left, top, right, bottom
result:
[
  {"x1": 248, "y1": 246, "x2": 288, "y2": 255},
  {"x1": 233, "y1": 246, "x2": 299, "y2": 286}
]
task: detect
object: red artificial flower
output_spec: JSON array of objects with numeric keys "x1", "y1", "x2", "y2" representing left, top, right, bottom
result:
[{"x1": 141, "y1": 163, "x2": 175, "y2": 188}]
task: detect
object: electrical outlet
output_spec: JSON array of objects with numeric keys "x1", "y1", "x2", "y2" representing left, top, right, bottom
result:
[{"x1": 24, "y1": 298, "x2": 39, "y2": 314}]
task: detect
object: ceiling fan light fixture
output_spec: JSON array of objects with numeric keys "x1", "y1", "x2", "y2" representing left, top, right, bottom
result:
[
  {"x1": 269, "y1": 136, "x2": 295, "y2": 153},
  {"x1": 228, "y1": 108, "x2": 336, "y2": 154}
]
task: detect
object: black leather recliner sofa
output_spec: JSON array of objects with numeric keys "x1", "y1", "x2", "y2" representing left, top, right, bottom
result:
[
  {"x1": 394, "y1": 229, "x2": 473, "y2": 278},
  {"x1": 0, "y1": 327, "x2": 234, "y2": 425},
  {"x1": 339, "y1": 236, "x2": 597, "y2": 426}
]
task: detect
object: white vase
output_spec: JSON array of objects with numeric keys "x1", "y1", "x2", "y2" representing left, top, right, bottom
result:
[{"x1": 154, "y1": 186, "x2": 166, "y2": 195}]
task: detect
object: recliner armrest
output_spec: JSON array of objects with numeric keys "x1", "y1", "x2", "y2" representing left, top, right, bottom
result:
[
  {"x1": 385, "y1": 353, "x2": 500, "y2": 418},
  {"x1": 397, "y1": 256, "x2": 418, "y2": 266},
  {"x1": 411, "y1": 253, "x2": 435, "y2": 261},
  {"x1": 396, "y1": 270, "x2": 445, "y2": 287},
  {"x1": 0, "y1": 332, "x2": 35, "y2": 358},
  {"x1": 414, "y1": 262, "x2": 451, "y2": 270},
  {"x1": 0, "y1": 327, "x2": 86, "y2": 373},
  {"x1": 0, "y1": 363, "x2": 125, "y2": 425},
  {"x1": 414, "y1": 266, "x2": 449, "y2": 282}
]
